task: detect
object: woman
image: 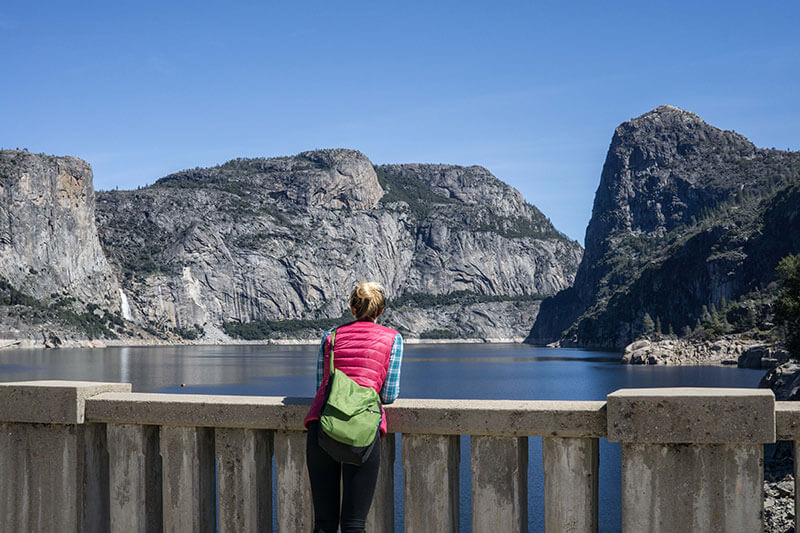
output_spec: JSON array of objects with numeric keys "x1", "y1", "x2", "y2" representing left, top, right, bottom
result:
[{"x1": 304, "y1": 281, "x2": 403, "y2": 533}]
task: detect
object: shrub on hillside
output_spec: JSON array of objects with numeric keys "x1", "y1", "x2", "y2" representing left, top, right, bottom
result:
[{"x1": 775, "y1": 254, "x2": 800, "y2": 358}]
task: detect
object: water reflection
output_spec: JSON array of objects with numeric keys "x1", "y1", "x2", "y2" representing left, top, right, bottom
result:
[
  {"x1": 0, "y1": 344, "x2": 317, "y2": 392},
  {"x1": 405, "y1": 355, "x2": 621, "y2": 364},
  {"x1": 120, "y1": 346, "x2": 130, "y2": 384}
]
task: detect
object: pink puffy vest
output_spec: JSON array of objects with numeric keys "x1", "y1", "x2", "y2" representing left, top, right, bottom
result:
[{"x1": 304, "y1": 320, "x2": 398, "y2": 436}]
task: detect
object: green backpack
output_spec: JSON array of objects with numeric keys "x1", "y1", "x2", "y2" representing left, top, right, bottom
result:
[{"x1": 318, "y1": 329, "x2": 382, "y2": 464}]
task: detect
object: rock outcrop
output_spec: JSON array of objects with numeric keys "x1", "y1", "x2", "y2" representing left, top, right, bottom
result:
[
  {"x1": 760, "y1": 358, "x2": 799, "y2": 532},
  {"x1": 762, "y1": 475, "x2": 794, "y2": 533},
  {"x1": 0, "y1": 151, "x2": 119, "y2": 307},
  {"x1": 621, "y1": 337, "x2": 754, "y2": 365},
  {"x1": 761, "y1": 361, "x2": 800, "y2": 401},
  {"x1": 528, "y1": 106, "x2": 800, "y2": 349},
  {"x1": 737, "y1": 344, "x2": 791, "y2": 369},
  {"x1": 95, "y1": 149, "x2": 582, "y2": 339}
]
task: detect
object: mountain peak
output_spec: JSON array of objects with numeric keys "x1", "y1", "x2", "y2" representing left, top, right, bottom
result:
[
  {"x1": 297, "y1": 148, "x2": 371, "y2": 167},
  {"x1": 612, "y1": 105, "x2": 754, "y2": 154},
  {"x1": 648, "y1": 104, "x2": 699, "y2": 116},
  {"x1": 627, "y1": 105, "x2": 705, "y2": 128}
]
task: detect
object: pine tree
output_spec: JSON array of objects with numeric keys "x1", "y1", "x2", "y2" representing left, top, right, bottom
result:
[
  {"x1": 655, "y1": 316, "x2": 662, "y2": 335},
  {"x1": 643, "y1": 313, "x2": 655, "y2": 335},
  {"x1": 668, "y1": 323, "x2": 675, "y2": 336}
]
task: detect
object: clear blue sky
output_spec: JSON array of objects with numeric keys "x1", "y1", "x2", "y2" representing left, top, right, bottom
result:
[{"x1": 2, "y1": 1, "x2": 798, "y2": 243}]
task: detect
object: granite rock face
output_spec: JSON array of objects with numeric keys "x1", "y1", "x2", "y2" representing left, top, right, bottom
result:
[
  {"x1": 95, "y1": 149, "x2": 582, "y2": 339},
  {"x1": 0, "y1": 151, "x2": 118, "y2": 307},
  {"x1": 528, "y1": 106, "x2": 800, "y2": 349},
  {"x1": 385, "y1": 300, "x2": 542, "y2": 342}
]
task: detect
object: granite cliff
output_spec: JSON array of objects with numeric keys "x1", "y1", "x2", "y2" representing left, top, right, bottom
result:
[
  {"x1": 0, "y1": 151, "x2": 125, "y2": 346},
  {"x1": 94, "y1": 149, "x2": 582, "y2": 341},
  {"x1": 0, "y1": 151, "x2": 118, "y2": 304},
  {"x1": 528, "y1": 106, "x2": 800, "y2": 350}
]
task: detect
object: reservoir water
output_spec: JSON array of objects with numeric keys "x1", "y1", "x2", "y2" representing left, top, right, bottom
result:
[{"x1": 0, "y1": 343, "x2": 766, "y2": 531}]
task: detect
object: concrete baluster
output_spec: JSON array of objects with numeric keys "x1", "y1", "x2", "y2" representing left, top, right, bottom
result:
[
  {"x1": 83, "y1": 421, "x2": 112, "y2": 533},
  {"x1": 107, "y1": 423, "x2": 162, "y2": 532},
  {"x1": 274, "y1": 429, "x2": 313, "y2": 532},
  {"x1": 608, "y1": 388, "x2": 775, "y2": 533},
  {"x1": 542, "y1": 436, "x2": 598, "y2": 533},
  {"x1": 402, "y1": 433, "x2": 460, "y2": 533},
  {"x1": 472, "y1": 435, "x2": 528, "y2": 532},
  {"x1": 160, "y1": 426, "x2": 215, "y2": 532},
  {"x1": 215, "y1": 427, "x2": 272, "y2": 533},
  {"x1": 366, "y1": 433, "x2": 396, "y2": 532},
  {"x1": 0, "y1": 422, "x2": 84, "y2": 531},
  {"x1": 0, "y1": 381, "x2": 130, "y2": 533}
]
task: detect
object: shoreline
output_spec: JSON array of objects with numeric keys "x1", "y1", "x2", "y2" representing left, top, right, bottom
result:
[
  {"x1": 111, "y1": 336, "x2": 529, "y2": 347},
  {"x1": 0, "y1": 336, "x2": 529, "y2": 350},
  {"x1": 4, "y1": 334, "x2": 778, "y2": 369},
  {"x1": 619, "y1": 337, "x2": 789, "y2": 368}
]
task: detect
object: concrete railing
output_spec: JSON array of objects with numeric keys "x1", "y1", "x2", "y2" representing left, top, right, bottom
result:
[{"x1": 0, "y1": 381, "x2": 786, "y2": 532}]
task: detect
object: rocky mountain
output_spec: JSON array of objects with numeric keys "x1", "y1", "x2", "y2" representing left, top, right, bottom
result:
[
  {"x1": 0, "y1": 151, "x2": 125, "y2": 346},
  {"x1": 94, "y1": 149, "x2": 582, "y2": 340},
  {"x1": 0, "y1": 151, "x2": 119, "y2": 305},
  {"x1": 527, "y1": 106, "x2": 800, "y2": 349}
]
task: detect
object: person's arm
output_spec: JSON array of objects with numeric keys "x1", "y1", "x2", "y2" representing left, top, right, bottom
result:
[
  {"x1": 315, "y1": 328, "x2": 335, "y2": 391},
  {"x1": 380, "y1": 333, "x2": 403, "y2": 404}
]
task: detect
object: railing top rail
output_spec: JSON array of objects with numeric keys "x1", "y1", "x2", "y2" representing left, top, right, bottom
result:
[
  {"x1": 775, "y1": 401, "x2": 800, "y2": 439},
  {"x1": 387, "y1": 398, "x2": 607, "y2": 437},
  {"x1": 0, "y1": 380, "x2": 130, "y2": 424},
  {"x1": 0, "y1": 381, "x2": 779, "y2": 441},
  {"x1": 85, "y1": 392, "x2": 608, "y2": 437},
  {"x1": 609, "y1": 388, "x2": 775, "y2": 444}
]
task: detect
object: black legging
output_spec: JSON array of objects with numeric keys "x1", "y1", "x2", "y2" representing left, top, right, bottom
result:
[{"x1": 306, "y1": 421, "x2": 381, "y2": 533}]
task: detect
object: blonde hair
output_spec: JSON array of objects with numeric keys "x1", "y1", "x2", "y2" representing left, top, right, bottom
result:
[{"x1": 349, "y1": 281, "x2": 386, "y2": 321}]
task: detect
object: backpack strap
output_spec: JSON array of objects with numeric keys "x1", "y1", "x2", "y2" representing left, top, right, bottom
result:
[{"x1": 328, "y1": 329, "x2": 337, "y2": 376}]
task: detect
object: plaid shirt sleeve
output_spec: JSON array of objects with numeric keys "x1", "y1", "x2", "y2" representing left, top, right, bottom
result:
[
  {"x1": 380, "y1": 333, "x2": 403, "y2": 404},
  {"x1": 315, "y1": 328, "x2": 335, "y2": 391}
]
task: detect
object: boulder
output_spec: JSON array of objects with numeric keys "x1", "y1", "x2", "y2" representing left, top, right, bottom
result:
[
  {"x1": 739, "y1": 345, "x2": 792, "y2": 369},
  {"x1": 760, "y1": 361, "x2": 800, "y2": 400}
]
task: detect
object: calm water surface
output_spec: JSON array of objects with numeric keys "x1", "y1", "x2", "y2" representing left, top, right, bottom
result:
[{"x1": 0, "y1": 343, "x2": 766, "y2": 532}]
